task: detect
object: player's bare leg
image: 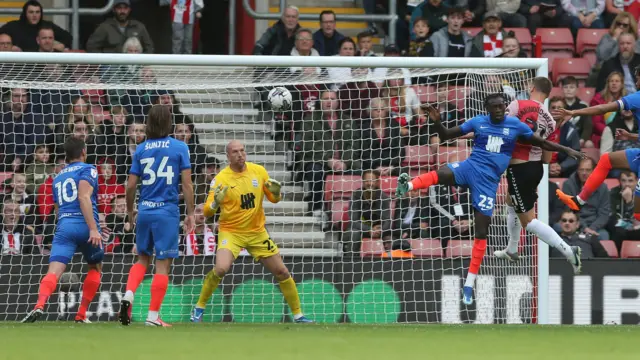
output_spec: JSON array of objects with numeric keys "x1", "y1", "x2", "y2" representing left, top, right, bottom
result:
[
  {"x1": 261, "y1": 254, "x2": 313, "y2": 323},
  {"x1": 22, "y1": 262, "x2": 66, "y2": 323},
  {"x1": 144, "y1": 258, "x2": 173, "y2": 327},
  {"x1": 119, "y1": 255, "x2": 151, "y2": 326},
  {"x1": 75, "y1": 263, "x2": 102, "y2": 323},
  {"x1": 557, "y1": 152, "x2": 630, "y2": 211},
  {"x1": 191, "y1": 248, "x2": 235, "y2": 322},
  {"x1": 462, "y1": 211, "x2": 490, "y2": 306}
]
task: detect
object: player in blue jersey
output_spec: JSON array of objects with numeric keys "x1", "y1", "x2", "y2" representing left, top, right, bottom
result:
[
  {"x1": 555, "y1": 65, "x2": 640, "y2": 218},
  {"x1": 22, "y1": 137, "x2": 104, "y2": 323},
  {"x1": 118, "y1": 105, "x2": 195, "y2": 327},
  {"x1": 396, "y1": 93, "x2": 584, "y2": 305}
]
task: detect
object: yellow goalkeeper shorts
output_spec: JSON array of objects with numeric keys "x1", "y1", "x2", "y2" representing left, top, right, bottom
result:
[{"x1": 217, "y1": 229, "x2": 279, "y2": 260}]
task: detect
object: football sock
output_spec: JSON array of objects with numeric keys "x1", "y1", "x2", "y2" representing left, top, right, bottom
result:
[
  {"x1": 506, "y1": 206, "x2": 521, "y2": 254},
  {"x1": 464, "y1": 238, "x2": 487, "y2": 288},
  {"x1": 578, "y1": 152, "x2": 611, "y2": 203},
  {"x1": 526, "y1": 219, "x2": 574, "y2": 260},
  {"x1": 409, "y1": 171, "x2": 439, "y2": 191},
  {"x1": 36, "y1": 273, "x2": 58, "y2": 310},
  {"x1": 125, "y1": 263, "x2": 147, "y2": 297},
  {"x1": 196, "y1": 270, "x2": 222, "y2": 309},
  {"x1": 279, "y1": 276, "x2": 302, "y2": 317},
  {"x1": 148, "y1": 274, "x2": 169, "y2": 320},
  {"x1": 76, "y1": 269, "x2": 101, "y2": 320}
]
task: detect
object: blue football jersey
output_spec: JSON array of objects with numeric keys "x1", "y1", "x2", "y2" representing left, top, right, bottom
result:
[
  {"x1": 53, "y1": 162, "x2": 99, "y2": 224},
  {"x1": 618, "y1": 93, "x2": 640, "y2": 127},
  {"x1": 130, "y1": 136, "x2": 191, "y2": 212},
  {"x1": 460, "y1": 115, "x2": 534, "y2": 179}
]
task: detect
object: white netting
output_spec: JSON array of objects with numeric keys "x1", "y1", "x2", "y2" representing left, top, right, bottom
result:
[{"x1": 0, "y1": 55, "x2": 543, "y2": 324}]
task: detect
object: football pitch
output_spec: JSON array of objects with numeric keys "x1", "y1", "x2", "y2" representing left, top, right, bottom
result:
[{"x1": 0, "y1": 323, "x2": 638, "y2": 360}]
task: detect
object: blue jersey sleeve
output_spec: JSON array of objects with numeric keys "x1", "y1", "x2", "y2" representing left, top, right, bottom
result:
[
  {"x1": 618, "y1": 92, "x2": 640, "y2": 112},
  {"x1": 78, "y1": 166, "x2": 99, "y2": 189},
  {"x1": 516, "y1": 120, "x2": 534, "y2": 139},
  {"x1": 459, "y1": 116, "x2": 477, "y2": 135},
  {"x1": 130, "y1": 148, "x2": 141, "y2": 176},
  {"x1": 179, "y1": 143, "x2": 191, "y2": 172}
]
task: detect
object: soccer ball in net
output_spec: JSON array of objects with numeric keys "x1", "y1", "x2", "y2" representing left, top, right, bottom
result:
[{"x1": 267, "y1": 87, "x2": 292, "y2": 112}]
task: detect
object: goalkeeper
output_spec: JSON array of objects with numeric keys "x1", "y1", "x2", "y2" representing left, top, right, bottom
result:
[{"x1": 191, "y1": 140, "x2": 313, "y2": 323}]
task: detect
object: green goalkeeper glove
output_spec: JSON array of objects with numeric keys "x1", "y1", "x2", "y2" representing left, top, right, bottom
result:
[
  {"x1": 265, "y1": 178, "x2": 282, "y2": 197},
  {"x1": 395, "y1": 173, "x2": 411, "y2": 197},
  {"x1": 211, "y1": 185, "x2": 229, "y2": 210}
]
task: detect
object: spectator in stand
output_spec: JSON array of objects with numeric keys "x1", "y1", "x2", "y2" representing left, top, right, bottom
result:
[
  {"x1": 100, "y1": 37, "x2": 144, "y2": 86},
  {"x1": 95, "y1": 105, "x2": 130, "y2": 160},
  {"x1": 359, "y1": 98, "x2": 405, "y2": 176},
  {"x1": 485, "y1": 0, "x2": 528, "y2": 28},
  {"x1": 356, "y1": 31, "x2": 376, "y2": 57},
  {"x1": 328, "y1": 38, "x2": 358, "y2": 90},
  {"x1": 593, "y1": 71, "x2": 628, "y2": 146},
  {"x1": 289, "y1": 28, "x2": 321, "y2": 77},
  {"x1": 1, "y1": 201, "x2": 36, "y2": 255},
  {"x1": 104, "y1": 195, "x2": 135, "y2": 254},
  {"x1": 345, "y1": 169, "x2": 392, "y2": 253},
  {"x1": 0, "y1": 1, "x2": 71, "y2": 52},
  {"x1": 35, "y1": 26, "x2": 62, "y2": 53},
  {"x1": 601, "y1": 108, "x2": 640, "y2": 155},
  {"x1": 609, "y1": 171, "x2": 640, "y2": 247},
  {"x1": 596, "y1": 12, "x2": 640, "y2": 64},
  {"x1": 561, "y1": 157, "x2": 611, "y2": 240},
  {"x1": 562, "y1": 0, "x2": 606, "y2": 36},
  {"x1": 53, "y1": 97, "x2": 95, "y2": 158},
  {"x1": 97, "y1": 158, "x2": 125, "y2": 215},
  {"x1": 383, "y1": 75, "x2": 421, "y2": 136},
  {"x1": 470, "y1": 11, "x2": 510, "y2": 58},
  {"x1": 407, "y1": 17, "x2": 434, "y2": 57},
  {"x1": 1, "y1": 88, "x2": 50, "y2": 170},
  {"x1": 522, "y1": 0, "x2": 565, "y2": 34},
  {"x1": 195, "y1": 155, "x2": 220, "y2": 205},
  {"x1": 549, "y1": 180, "x2": 565, "y2": 224},
  {"x1": 427, "y1": 184, "x2": 472, "y2": 248},
  {"x1": 393, "y1": 189, "x2": 430, "y2": 240},
  {"x1": 430, "y1": 8, "x2": 472, "y2": 57},
  {"x1": 460, "y1": 0, "x2": 487, "y2": 27},
  {"x1": 86, "y1": 0, "x2": 154, "y2": 53},
  {"x1": 0, "y1": 33, "x2": 14, "y2": 51},
  {"x1": 35, "y1": 157, "x2": 64, "y2": 227},
  {"x1": 501, "y1": 35, "x2": 527, "y2": 58},
  {"x1": 313, "y1": 10, "x2": 346, "y2": 57},
  {"x1": 604, "y1": 0, "x2": 640, "y2": 27},
  {"x1": 164, "y1": 0, "x2": 202, "y2": 54},
  {"x1": 115, "y1": 119, "x2": 145, "y2": 182},
  {"x1": 3, "y1": 173, "x2": 36, "y2": 226},
  {"x1": 562, "y1": 76, "x2": 593, "y2": 148},
  {"x1": 552, "y1": 210, "x2": 608, "y2": 258},
  {"x1": 24, "y1": 144, "x2": 52, "y2": 195},
  {"x1": 180, "y1": 203, "x2": 216, "y2": 256},
  {"x1": 548, "y1": 97, "x2": 581, "y2": 177},
  {"x1": 65, "y1": 118, "x2": 99, "y2": 165},
  {"x1": 174, "y1": 118, "x2": 207, "y2": 175},
  {"x1": 253, "y1": 5, "x2": 300, "y2": 56},
  {"x1": 372, "y1": 44, "x2": 413, "y2": 86},
  {"x1": 338, "y1": 66, "x2": 380, "y2": 120},
  {"x1": 410, "y1": 0, "x2": 449, "y2": 39}
]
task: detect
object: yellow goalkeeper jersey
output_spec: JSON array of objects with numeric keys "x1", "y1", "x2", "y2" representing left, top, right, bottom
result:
[{"x1": 204, "y1": 162, "x2": 278, "y2": 233}]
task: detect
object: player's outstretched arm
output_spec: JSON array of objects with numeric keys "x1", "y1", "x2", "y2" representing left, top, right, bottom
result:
[
  {"x1": 181, "y1": 168, "x2": 195, "y2": 234},
  {"x1": 522, "y1": 134, "x2": 586, "y2": 161},
  {"x1": 423, "y1": 104, "x2": 463, "y2": 141},
  {"x1": 78, "y1": 180, "x2": 102, "y2": 248},
  {"x1": 553, "y1": 101, "x2": 618, "y2": 118},
  {"x1": 126, "y1": 175, "x2": 138, "y2": 223}
]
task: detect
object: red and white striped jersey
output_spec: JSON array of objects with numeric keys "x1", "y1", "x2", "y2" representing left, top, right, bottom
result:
[
  {"x1": 170, "y1": 0, "x2": 203, "y2": 25},
  {"x1": 507, "y1": 99, "x2": 556, "y2": 162}
]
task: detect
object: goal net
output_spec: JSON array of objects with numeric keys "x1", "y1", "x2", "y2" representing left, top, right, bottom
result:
[{"x1": 0, "y1": 53, "x2": 549, "y2": 324}]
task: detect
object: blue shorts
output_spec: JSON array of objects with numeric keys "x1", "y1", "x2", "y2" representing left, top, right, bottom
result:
[
  {"x1": 50, "y1": 219, "x2": 104, "y2": 265},
  {"x1": 625, "y1": 148, "x2": 640, "y2": 196},
  {"x1": 136, "y1": 210, "x2": 180, "y2": 259},
  {"x1": 448, "y1": 160, "x2": 500, "y2": 217}
]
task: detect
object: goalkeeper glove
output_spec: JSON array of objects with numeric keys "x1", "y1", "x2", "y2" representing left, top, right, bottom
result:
[
  {"x1": 395, "y1": 173, "x2": 411, "y2": 197},
  {"x1": 210, "y1": 185, "x2": 229, "y2": 210},
  {"x1": 265, "y1": 178, "x2": 282, "y2": 197}
]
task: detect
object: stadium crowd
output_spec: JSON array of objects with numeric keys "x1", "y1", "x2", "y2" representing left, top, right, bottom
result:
[{"x1": 0, "y1": 0, "x2": 639, "y2": 259}]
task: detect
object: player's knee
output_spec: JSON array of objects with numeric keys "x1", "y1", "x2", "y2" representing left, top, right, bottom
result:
[
  {"x1": 273, "y1": 267, "x2": 290, "y2": 282},
  {"x1": 213, "y1": 266, "x2": 228, "y2": 279}
]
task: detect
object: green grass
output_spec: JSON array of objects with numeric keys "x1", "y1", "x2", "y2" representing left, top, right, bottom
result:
[{"x1": 0, "y1": 323, "x2": 637, "y2": 360}]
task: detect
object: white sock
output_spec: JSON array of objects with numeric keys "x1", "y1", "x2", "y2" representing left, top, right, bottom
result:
[
  {"x1": 506, "y1": 206, "x2": 521, "y2": 254},
  {"x1": 124, "y1": 290, "x2": 134, "y2": 302},
  {"x1": 576, "y1": 195, "x2": 586, "y2": 205},
  {"x1": 526, "y1": 219, "x2": 574, "y2": 260},
  {"x1": 293, "y1": 313, "x2": 304, "y2": 320},
  {"x1": 407, "y1": 182, "x2": 414, "y2": 191},
  {"x1": 464, "y1": 273, "x2": 476, "y2": 288},
  {"x1": 147, "y1": 311, "x2": 159, "y2": 321}
]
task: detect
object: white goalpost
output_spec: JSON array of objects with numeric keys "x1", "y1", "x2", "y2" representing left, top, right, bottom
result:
[{"x1": 0, "y1": 52, "x2": 549, "y2": 324}]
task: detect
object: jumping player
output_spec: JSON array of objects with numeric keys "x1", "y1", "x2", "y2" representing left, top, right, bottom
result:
[
  {"x1": 22, "y1": 137, "x2": 103, "y2": 323},
  {"x1": 190, "y1": 140, "x2": 312, "y2": 323},
  {"x1": 555, "y1": 65, "x2": 640, "y2": 217},
  {"x1": 395, "y1": 93, "x2": 584, "y2": 306},
  {"x1": 495, "y1": 77, "x2": 582, "y2": 273},
  {"x1": 119, "y1": 105, "x2": 195, "y2": 327}
]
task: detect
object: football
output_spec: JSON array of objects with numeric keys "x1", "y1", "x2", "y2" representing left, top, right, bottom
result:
[{"x1": 267, "y1": 87, "x2": 292, "y2": 112}]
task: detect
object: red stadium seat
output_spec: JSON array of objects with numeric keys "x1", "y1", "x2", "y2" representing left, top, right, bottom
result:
[
  {"x1": 410, "y1": 239, "x2": 443, "y2": 257},
  {"x1": 447, "y1": 240, "x2": 473, "y2": 257},
  {"x1": 552, "y1": 58, "x2": 591, "y2": 85},
  {"x1": 599, "y1": 240, "x2": 619, "y2": 258},
  {"x1": 536, "y1": 28, "x2": 575, "y2": 49},
  {"x1": 582, "y1": 147, "x2": 600, "y2": 163},
  {"x1": 582, "y1": 52, "x2": 597, "y2": 67},
  {"x1": 0, "y1": 172, "x2": 13, "y2": 184},
  {"x1": 577, "y1": 87, "x2": 596, "y2": 104},
  {"x1": 402, "y1": 145, "x2": 433, "y2": 168},
  {"x1": 549, "y1": 87, "x2": 563, "y2": 99},
  {"x1": 545, "y1": 51, "x2": 575, "y2": 74},
  {"x1": 604, "y1": 179, "x2": 619, "y2": 190},
  {"x1": 576, "y1": 29, "x2": 607, "y2": 55},
  {"x1": 505, "y1": 27, "x2": 532, "y2": 53},
  {"x1": 464, "y1": 27, "x2": 482, "y2": 37},
  {"x1": 550, "y1": 177, "x2": 568, "y2": 189},
  {"x1": 380, "y1": 176, "x2": 398, "y2": 196},
  {"x1": 621, "y1": 240, "x2": 640, "y2": 258},
  {"x1": 330, "y1": 200, "x2": 350, "y2": 231},
  {"x1": 448, "y1": 86, "x2": 472, "y2": 111},
  {"x1": 414, "y1": 85, "x2": 438, "y2": 104},
  {"x1": 324, "y1": 175, "x2": 361, "y2": 201},
  {"x1": 360, "y1": 238, "x2": 386, "y2": 258},
  {"x1": 434, "y1": 145, "x2": 469, "y2": 166}
]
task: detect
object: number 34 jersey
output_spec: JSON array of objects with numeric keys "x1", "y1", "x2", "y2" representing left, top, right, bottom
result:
[
  {"x1": 130, "y1": 136, "x2": 191, "y2": 214},
  {"x1": 53, "y1": 162, "x2": 100, "y2": 225},
  {"x1": 208, "y1": 162, "x2": 271, "y2": 234},
  {"x1": 459, "y1": 114, "x2": 534, "y2": 182}
]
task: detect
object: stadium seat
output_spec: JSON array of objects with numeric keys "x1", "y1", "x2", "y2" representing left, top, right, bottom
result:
[
  {"x1": 402, "y1": 145, "x2": 433, "y2": 168},
  {"x1": 447, "y1": 240, "x2": 473, "y2": 257},
  {"x1": 504, "y1": 27, "x2": 532, "y2": 54},
  {"x1": 330, "y1": 200, "x2": 350, "y2": 231},
  {"x1": 324, "y1": 175, "x2": 361, "y2": 201},
  {"x1": 552, "y1": 58, "x2": 591, "y2": 85},
  {"x1": 550, "y1": 177, "x2": 568, "y2": 189},
  {"x1": 463, "y1": 27, "x2": 482, "y2": 37},
  {"x1": 0, "y1": 172, "x2": 13, "y2": 184},
  {"x1": 360, "y1": 238, "x2": 386, "y2": 258},
  {"x1": 620, "y1": 240, "x2": 640, "y2": 258},
  {"x1": 599, "y1": 240, "x2": 619, "y2": 258},
  {"x1": 549, "y1": 87, "x2": 563, "y2": 99},
  {"x1": 545, "y1": 51, "x2": 575, "y2": 74},
  {"x1": 414, "y1": 85, "x2": 438, "y2": 104},
  {"x1": 582, "y1": 147, "x2": 600, "y2": 163},
  {"x1": 576, "y1": 29, "x2": 607, "y2": 66},
  {"x1": 536, "y1": 28, "x2": 575, "y2": 49},
  {"x1": 380, "y1": 176, "x2": 398, "y2": 195},
  {"x1": 604, "y1": 179, "x2": 619, "y2": 190},
  {"x1": 448, "y1": 86, "x2": 472, "y2": 111},
  {"x1": 410, "y1": 239, "x2": 443, "y2": 257},
  {"x1": 576, "y1": 87, "x2": 596, "y2": 104},
  {"x1": 434, "y1": 145, "x2": 469, "y2": 166}
]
